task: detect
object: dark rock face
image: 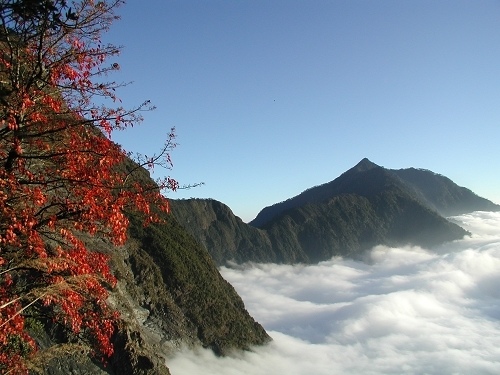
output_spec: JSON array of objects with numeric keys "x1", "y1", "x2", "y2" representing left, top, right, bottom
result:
[{"x1": 172, "y1": 159, "x2": 498, "y2": 265}]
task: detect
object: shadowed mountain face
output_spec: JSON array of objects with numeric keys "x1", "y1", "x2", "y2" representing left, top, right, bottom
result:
[
  {"x1": 250, "y1": 158, "x2": 500, "y2": 228},
  {"x1": 391, "y1": 167, "x2": 500, "y2": 216},
  {"x1": 169, "y1": 199, "x2": 275, "y2": 265},
  {"x1": 172, "y1": 159, "x2": 498, "y2": 265},
  {"x1": 249, "y1": 158, "x2": 382, "y2": 228}
]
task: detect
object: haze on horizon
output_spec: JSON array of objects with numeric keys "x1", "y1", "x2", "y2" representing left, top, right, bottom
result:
[
  {"x1": 106, "y1": 1, "x2": 500, "y2": 222},
  {"x1": 168, "y1": 211, "x2": 500, "y2": 375}
]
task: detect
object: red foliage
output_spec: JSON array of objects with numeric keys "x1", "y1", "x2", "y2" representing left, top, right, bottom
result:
[{"x1": 0, "y1": 1, "x2": 178, "y2": 372}]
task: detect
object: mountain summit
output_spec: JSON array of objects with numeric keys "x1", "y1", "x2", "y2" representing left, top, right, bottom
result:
[
  {"x1": 251, "y1": 158, "x2": 499, "y2": 228},
  {"x1": 172, "y1": 159, "x2": 499, "y2": 264},
  {"x1": 249, "y1": 158, "x2": 384, "y2": 228},
  {"x1": 351, "y1": 157, "x2": 379, "y2": 172}
]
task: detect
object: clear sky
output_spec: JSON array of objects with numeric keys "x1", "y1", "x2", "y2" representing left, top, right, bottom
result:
[{"x1": 105, "y1": 0, "x2": 500, "y2": 222}]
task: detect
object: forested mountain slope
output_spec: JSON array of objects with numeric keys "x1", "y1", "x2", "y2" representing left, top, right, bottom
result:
[
  {"x1": 392, "y1": 167, "x2": 500, "y2": 216},
  {"x1": 172, "y1": 159, "x2": 497, "y2": 265}
]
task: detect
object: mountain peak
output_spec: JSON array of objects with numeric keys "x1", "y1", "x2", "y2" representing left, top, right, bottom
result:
[{"x1": 352, "y1": 158, "x2": 379, "y2": 172}]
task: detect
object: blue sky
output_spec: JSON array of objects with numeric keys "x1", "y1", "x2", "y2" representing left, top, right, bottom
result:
[{"x1": 105, "y1": 0, "x2": 500, "y2": 222}]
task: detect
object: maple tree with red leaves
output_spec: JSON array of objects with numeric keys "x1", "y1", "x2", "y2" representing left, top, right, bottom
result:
[{"x1": 0, "y1": 1, "x2": 180, "y2": 373}]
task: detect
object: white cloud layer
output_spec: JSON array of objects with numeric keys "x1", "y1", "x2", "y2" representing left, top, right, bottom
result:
[{"x1": 167, "y1": 211, "x2": 500, "y2": 375}]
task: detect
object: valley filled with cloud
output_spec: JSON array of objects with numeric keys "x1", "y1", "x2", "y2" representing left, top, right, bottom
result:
[{"x1": 168, "y1": 211, "x2": 500, "y2": 374}]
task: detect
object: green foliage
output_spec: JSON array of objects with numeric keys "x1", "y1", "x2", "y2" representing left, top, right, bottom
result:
[
  {"x1": 24, "y1": 317, "x2": 46, "y2": 339},
  {"x1": 5, "y1": 335, "x2": 34, "y2": 357},
  {"x1": 126, "y1": 210, "x2": 271, "y2": 355}
]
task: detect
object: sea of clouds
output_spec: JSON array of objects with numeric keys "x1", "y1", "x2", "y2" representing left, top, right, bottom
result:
[{"x1": 167, "y1": 211, "x2": 500, "y2": 375}]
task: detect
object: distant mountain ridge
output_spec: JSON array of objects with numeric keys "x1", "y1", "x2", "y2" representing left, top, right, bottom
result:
[
  {"x1": 250, "y1": 158, "x2": 499, "y2": 227},
  {"x1": 391, "y1": 167, "x2": 498, "y2": 216},
  {"x1": 172, "y1": 159, "x2": 499, "y2": 265}
]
